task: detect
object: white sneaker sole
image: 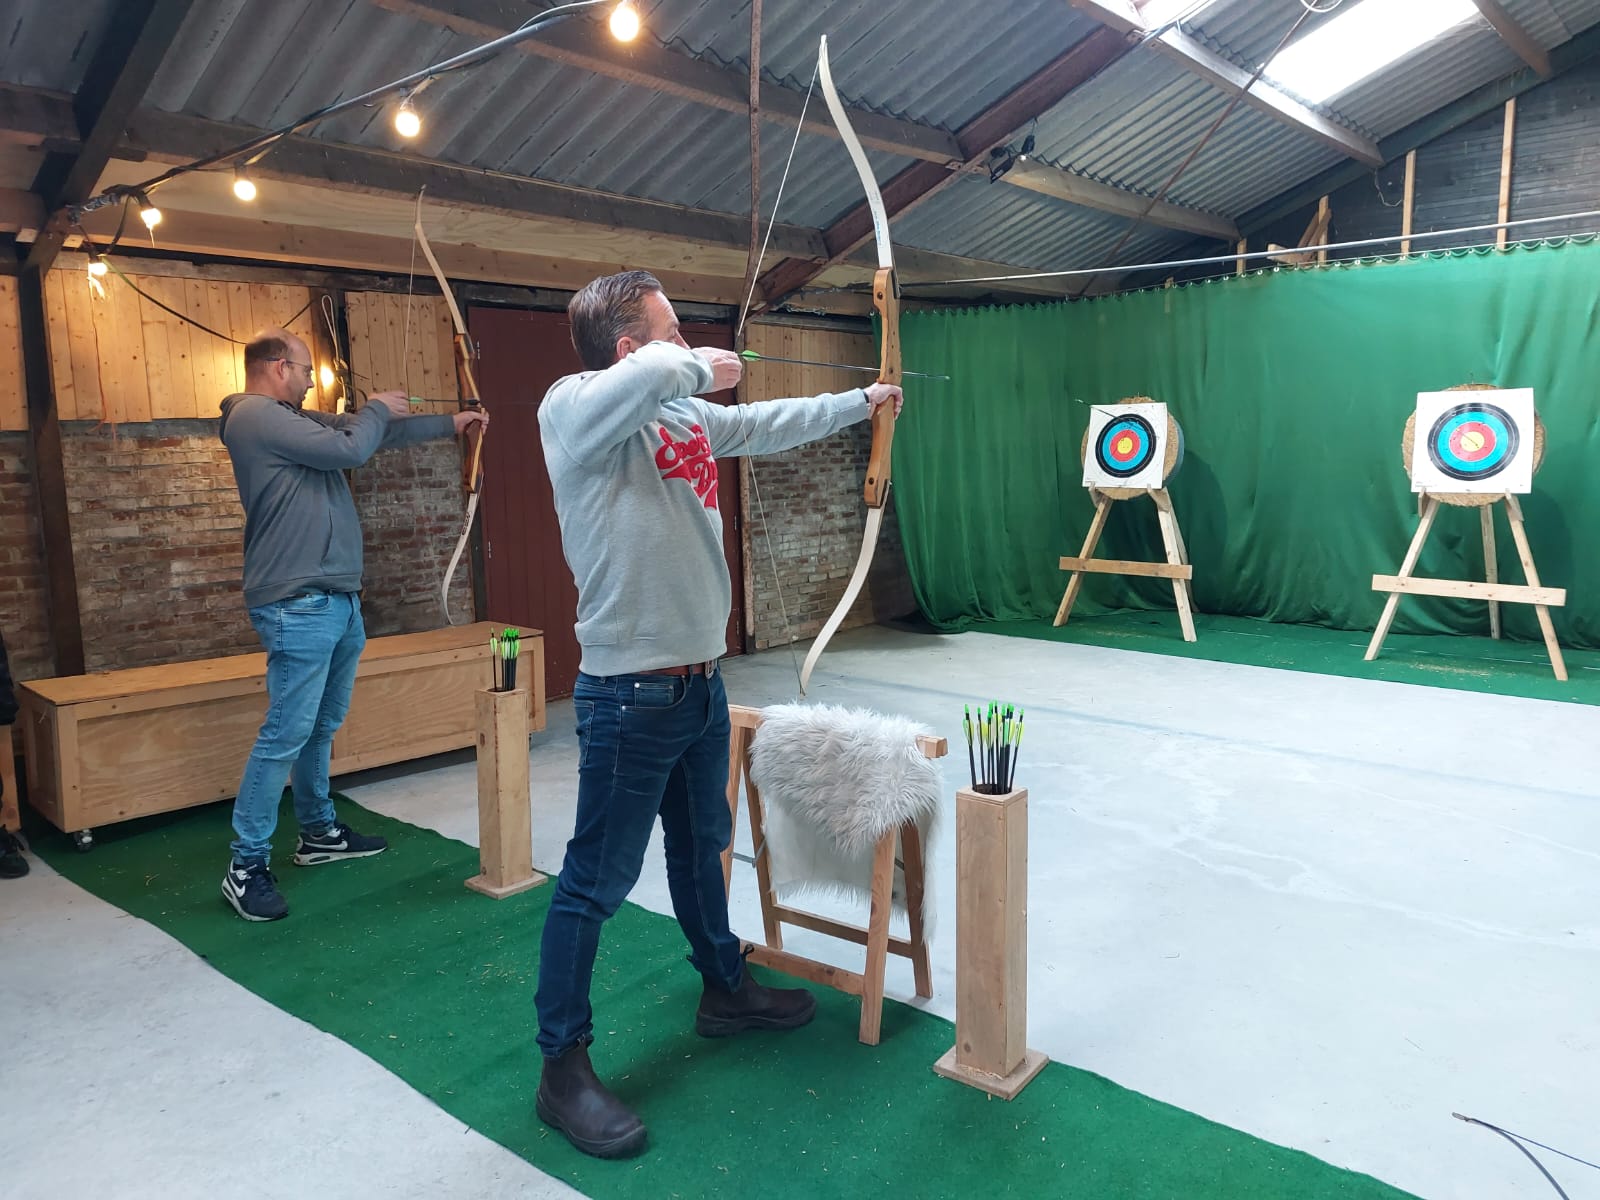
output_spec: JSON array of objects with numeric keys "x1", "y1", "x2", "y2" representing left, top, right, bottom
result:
[{"x1": 292, "y1": 845, "x2": 387, "y2": 867}]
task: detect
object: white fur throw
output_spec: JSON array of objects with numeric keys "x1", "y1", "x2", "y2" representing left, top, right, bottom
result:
[{"x1": 746, "y1": 703, "x2": 943, "y2": 935}]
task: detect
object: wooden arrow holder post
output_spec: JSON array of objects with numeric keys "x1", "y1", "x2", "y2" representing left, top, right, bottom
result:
[
  {"x1": 1053, "y1": 487, "x2": 1197, "y2": 642},
  {"x1": 1366, "y1": 491, "x2": 1567, "y2": 680},
  {"x1": 466, "y1": 687, "x2": 547, "y2": 898}
]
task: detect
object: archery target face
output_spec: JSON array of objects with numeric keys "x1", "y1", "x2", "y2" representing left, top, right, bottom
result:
[
  {"x1": 1083, "y1": 403, "x2": 1168, "y2": 490},
  {"x1": 1410, "y1": 389, "x2": 1534, "y2": 494}
]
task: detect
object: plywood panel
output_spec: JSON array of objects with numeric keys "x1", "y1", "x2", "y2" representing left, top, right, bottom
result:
[
  {"x1": 0, "y1": 275, "x2": 23, "y2": 431},
  {"x1": 61, "y1": 267, "x2": 103, "y2": 423},
  {"x1": 41, "y1": 272, "x2": 76, "y2": 427}
]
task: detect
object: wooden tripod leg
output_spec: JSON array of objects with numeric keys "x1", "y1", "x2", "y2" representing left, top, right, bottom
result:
[
  {"x1": 1481, "y1": 505, "x2": 1501, "y2": 640},
  {"x1": 722, "y1": 724, "x2": 750, "y2": 895},
  {"x1": 1503, "y1": 494, "x2": 1568, "y2": 682},
  {"x1": 1367, "y1": 496, "x2": 1439, "y2": 661},
  {"x1": 858, "y1": 832, "x2": 897, "y2": 1045},
  {"x1": 1152, "y1": 489, "x2": 1197, "y2": 642},
  {"x1": 898, "y1": 822, "x2": 933, "y2": 999},
  {"x1": 1054, "y1": 493, "x2": 1112, "y2": 627}
]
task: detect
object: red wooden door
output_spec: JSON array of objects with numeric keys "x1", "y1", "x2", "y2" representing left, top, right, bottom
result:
[{"x1": 470, "y1": 306, "x2": 744, "y2": 699}]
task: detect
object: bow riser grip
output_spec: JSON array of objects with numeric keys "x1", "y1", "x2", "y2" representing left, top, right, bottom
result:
[{"x1": 864, "y1": 266, "x2": 900, "y2": 508}]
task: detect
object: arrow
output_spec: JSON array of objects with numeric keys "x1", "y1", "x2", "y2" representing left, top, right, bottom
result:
[{"x1": 738, "y1": 349, "x2": 948, "y2": 381}]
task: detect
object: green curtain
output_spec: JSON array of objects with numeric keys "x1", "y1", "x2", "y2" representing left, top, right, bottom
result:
[{"x1": 894, "y1": 238, "x2": 1600, "y2": 648}]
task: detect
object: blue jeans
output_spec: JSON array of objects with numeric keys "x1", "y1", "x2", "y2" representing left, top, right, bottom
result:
[
  {"x1": 535, "y1": 667, "x2": 744, "y2": 1057},
  {"x1": 230, "y1": 590, "x2": 365, "y2": 865}
]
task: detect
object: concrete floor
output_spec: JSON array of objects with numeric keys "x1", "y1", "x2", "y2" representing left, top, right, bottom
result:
[{"x1": 3, "y1": 625, "x2": 1595, "y2": 1199}]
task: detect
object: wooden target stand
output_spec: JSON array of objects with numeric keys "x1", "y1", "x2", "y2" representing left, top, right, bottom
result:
[
  {"x1": 1054, "y1": 400, "x2": 1196, "y2": 642},
  {"x1": 1367, "y1": 387, "x2": 1567, "y2": 681}
]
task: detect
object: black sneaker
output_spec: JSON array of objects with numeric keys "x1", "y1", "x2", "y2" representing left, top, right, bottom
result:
[
  {"x1": 293, "y1": 821, "x2": 387, "y2": 866},
  {"x1": 0, "y1": 830, "x2": 28, "y2": 879},
  {"x1": 222, "y1": 860, "x2": 288, "y2": 921}
]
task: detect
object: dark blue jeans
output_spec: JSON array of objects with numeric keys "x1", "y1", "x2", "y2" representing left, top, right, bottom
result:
[{"x1": 535, "y1": 667, "x2": 744, "y2": 1057}]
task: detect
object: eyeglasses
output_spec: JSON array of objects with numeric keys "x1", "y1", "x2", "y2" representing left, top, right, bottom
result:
[{"x1": 266, "y1": 357, "x2": 314, "y2": 373}]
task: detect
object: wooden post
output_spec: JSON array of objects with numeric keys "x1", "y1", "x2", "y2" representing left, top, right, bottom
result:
[
  {"x1": 1401, "y1": 150, "x2": 1417, "y2": 257},
  {"x1": 1, "y1": 724, "x2": 19, "y2": 834},
  {"x1": 934, "y1": 785, "x2": 1048, "y2": 1100},
  {"x1": 1235, "y1": 238, "x2": 1247, "y2": 276},
  {"x1": 1317, "y1": 195, "x2": 1330, "y2": 265},
  {"x1": 1497, "y1": 98, "x2": 1516, "y2": 249},
  {"x1": 466, "y1": 687, "x2": 546, "y2": 898}
]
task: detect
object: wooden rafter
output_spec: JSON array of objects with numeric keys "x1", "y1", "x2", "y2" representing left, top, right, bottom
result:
[
  {"x1": 1067, "y1": 0, "x2": 1384, "y2": 167},
  {"x1": 368, "y1": 0, "x2": 1230, "y2": 239},
  {"x1": 1469, "y1": 0, "x2": 1553, "y2": 79}
]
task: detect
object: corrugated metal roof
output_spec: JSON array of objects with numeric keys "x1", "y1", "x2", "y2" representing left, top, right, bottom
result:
[
  {"x1": 0, "y1": 0, "x2": 121, "y2": 92},
  {"x1": 5, "y1": 0, "x2": 1600, "y2": 285}
]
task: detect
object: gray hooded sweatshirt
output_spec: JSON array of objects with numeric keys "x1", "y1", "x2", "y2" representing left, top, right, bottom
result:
[
  {"x1": 539, "y1": 341, "x2": 871, "y2": 677},
  {"x1": 218, "y1": 394, "x2": 455, "y2": 608}
]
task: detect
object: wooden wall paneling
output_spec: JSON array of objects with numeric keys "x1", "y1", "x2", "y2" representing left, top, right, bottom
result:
[
  {"x1": 147, "y1": 276, "x2": 200, "y2": 418},
  {"x1": 140, "y1": 275, "x2": 176, "y2": 419},
  {"x1": 115, "y1": 274, "x2": 153, "y2": 423},
  {"x1": 93, "y1": 274, "x2": 128, "y2": 425},
  {"x1": 60, "y1": 268, "x2": 102, "y2": 423},
  {"x1": 182, "y1": 279, "x2": 219, "y2": 415},
  {"x1": 224, "y1": 282, "x2": 255, "y2": 400},
  {"x1": 204, "y1": 282, "x2": 236, "y2": 403},
  {"x1": 38, "y1": 272, "x2": 74, "y2": 429},
  {"x1": 346, "y1": 292, "x2": 375, "y2": 397},
  {"x1": 1, "y1": 276, "x2": 28, "y2": 431}
]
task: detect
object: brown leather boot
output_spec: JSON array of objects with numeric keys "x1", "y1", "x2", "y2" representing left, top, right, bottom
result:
[
  {"x1": 695, "y1": 966, "x2": 817, "y2": 1037},
  {"x1": 535, "y1": 1042, "x2": 647, "y2": 1159}
]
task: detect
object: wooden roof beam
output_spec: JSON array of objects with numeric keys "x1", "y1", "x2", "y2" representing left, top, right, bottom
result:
[
  {"x1": 1067, "y1": 0, "x2": 1384, "y2": 167},
  {"x1": 1470, "y1": 0, "x2": 1553, "y2": 79}
]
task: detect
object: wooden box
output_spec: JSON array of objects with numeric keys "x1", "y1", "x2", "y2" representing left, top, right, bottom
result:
[{"x1": 17, "y1": 621, "x2": 543, "y2": 841}]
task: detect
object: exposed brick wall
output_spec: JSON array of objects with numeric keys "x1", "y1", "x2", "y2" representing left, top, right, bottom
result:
[
  {"x1": 64, "y1": 419, "x2": 256, "y2": 672},
  {"x1": 350, "y1": 433, "x2": 474, "y2": 634},
  {"x1": 742, "y1": 418, "x2": 914, "y2": 653},
  {"x1": 2, "y1": 417, "x2": 477, "y2": 677},
  {"x1": 0, "y1": 434, "x2": 54, "y2": 682}
]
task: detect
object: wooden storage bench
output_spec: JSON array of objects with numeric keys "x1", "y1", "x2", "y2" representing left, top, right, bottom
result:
[{"x1": 17, "y1": 621, "x2": 543, "y2": 850}]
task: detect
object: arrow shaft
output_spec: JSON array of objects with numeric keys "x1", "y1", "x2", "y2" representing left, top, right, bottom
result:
[{"x1": 741, "y1": 350, "x2": 946, "y2": 380}]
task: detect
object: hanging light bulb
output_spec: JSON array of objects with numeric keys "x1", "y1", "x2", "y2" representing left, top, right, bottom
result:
[
  {"x1": 394, "y1": 96, "x2": 422, "y2": 139},
  {"x1": 133, "y1": 191, "x2": 162, "y2": 228},
  {"x1": 232, "y1": 164, "x2": 257, "y2": 202},
  {"x1": 609, "y1": 2, "x2": 640, "y2": 41},
  {"x1": 319, "y1": 364, "x2": 335, "y2": 389},
  {"x1": 87, "y1": 256, "x2": 108, "y2": 278}
]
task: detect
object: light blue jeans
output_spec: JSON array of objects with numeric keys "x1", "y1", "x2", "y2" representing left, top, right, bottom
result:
[{"x1": 230, "y1": 590, "x2": 365, "y2": 865}]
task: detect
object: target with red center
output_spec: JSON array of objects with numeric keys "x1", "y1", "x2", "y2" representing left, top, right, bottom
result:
[
  {"x1": 1095, "y1": 415, "x2": 1156, "y2": 478},
  {"x1": 1409, "y1": 388, "x2": 1535, "y2": 496},
  {"x1": 1428, "y1": 403, "x2": 1517, "y2": 481}
]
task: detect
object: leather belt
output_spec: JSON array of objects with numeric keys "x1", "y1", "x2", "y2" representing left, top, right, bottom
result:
[{"x1": 638, "y1": 660, "x2": 717, "y2": 677}]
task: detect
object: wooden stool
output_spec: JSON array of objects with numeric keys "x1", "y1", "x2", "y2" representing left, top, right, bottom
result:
[{"x1": 722, "y1": 704, "x2": 946, "y2": 1045}]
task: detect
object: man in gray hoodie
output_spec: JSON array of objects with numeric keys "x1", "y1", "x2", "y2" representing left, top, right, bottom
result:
[
  {"x1": 532, "y1": 270, "x2": 902, "y2": 1159},
  {"x1": 217, "y1": 328, "x2": 488, "y2": 922}
]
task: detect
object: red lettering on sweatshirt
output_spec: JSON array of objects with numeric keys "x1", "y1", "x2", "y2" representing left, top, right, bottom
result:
[{"x1": 654, "y1": 424, "x2": 719, "y2": 509}]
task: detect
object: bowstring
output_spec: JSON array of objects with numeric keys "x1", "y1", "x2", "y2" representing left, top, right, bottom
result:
[{"x1": 734, "y1": 59, "x2": 820, "y2": 693}]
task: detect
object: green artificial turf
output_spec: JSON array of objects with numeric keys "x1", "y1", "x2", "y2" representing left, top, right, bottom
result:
[
  {"x1": 31, "y1": 795, "x2": 1416, "y2": 1200},
  {"x1": 973, "y1": 610, "x2": 1600, "y2": 705}
]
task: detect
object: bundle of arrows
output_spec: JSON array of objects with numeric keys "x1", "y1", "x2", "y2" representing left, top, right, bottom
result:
[
  {"x1": 490, "y1": 627, "x2": 521, "y2": 692},
  {"x1": 963, "y1": 702, "x2": 1023, "y2": 794}
]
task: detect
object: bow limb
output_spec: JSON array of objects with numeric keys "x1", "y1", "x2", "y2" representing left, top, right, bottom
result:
[
  {"x1": 414, "y1": 199, "x2": 486, "y2": 623},
  {"x1": 798, "y1": 35, "x2": 901, "y2": 693}
]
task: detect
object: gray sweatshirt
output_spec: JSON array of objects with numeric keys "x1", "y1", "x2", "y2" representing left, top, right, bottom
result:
[
  {"x1": 218, "y1": 394, "x2": 455, "y2": 608},
  {"x1": 539, "y1": 341, "x2": 871, "y2": 676}
]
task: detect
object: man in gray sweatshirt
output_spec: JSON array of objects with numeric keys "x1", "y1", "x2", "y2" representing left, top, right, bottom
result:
[
  {"x1": 533, "y1": 270, "x2": 902, "y2": 1158},
  {"x1": 217, "y1": 328, "x2": 488, "y2": 922}
]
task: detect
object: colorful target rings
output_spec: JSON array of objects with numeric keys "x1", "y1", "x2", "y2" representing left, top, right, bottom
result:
[
  {"x1": 1426, "y1": 402, "x2": 1519, "y2": 482},
  {"x1": 1093, "y1": 413, "x2": 1158, "y2": 479}
]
